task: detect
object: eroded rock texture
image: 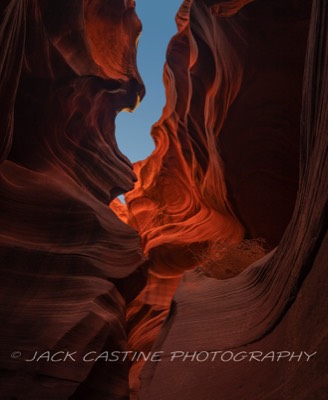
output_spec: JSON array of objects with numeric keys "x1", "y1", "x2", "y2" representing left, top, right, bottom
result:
[
  {"x1": 110, "y1": 0, "x2": 323, "y2": 395},
  {"x1": 117, "y1": 0, "x2": 327, "y2": 398},
  {"x1": 0, "y1": 1, "x2": 147, "y2": 399},
  {"x1": 1, "y1": 0, "x2": 327, "y2": 399}
]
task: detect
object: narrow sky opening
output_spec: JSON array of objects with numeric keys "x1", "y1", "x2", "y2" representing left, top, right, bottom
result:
[{"x1": 115, "y1": 0, "x2": 181, "y2": 163}]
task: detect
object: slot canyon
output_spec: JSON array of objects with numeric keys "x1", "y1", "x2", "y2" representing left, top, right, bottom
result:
[{"x1": 0, "y1": 0, "x2": 327, "y2": 399}]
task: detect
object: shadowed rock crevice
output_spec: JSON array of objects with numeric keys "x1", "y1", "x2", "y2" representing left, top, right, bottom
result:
[{"x1": 1, "y1": 0, "x2": 327, "y2": 399}]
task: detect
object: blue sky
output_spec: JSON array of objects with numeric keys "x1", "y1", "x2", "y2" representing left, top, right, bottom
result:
[{"x1": 115, "y1": 0, "x2": 182, "y2": 162}]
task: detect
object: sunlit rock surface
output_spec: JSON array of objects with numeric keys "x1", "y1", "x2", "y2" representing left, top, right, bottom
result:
[
  {"x1": 112, "y1": 0, "x2": 325, "y2": 396},
  {"x1": 0, "y1": 1, "x2": 146, "y2": 398},
  {"x1": 1, "y1": 0, "x2": 327, "y2": 399},
  {"x1": 118, "y1": 0, "x2": 327, "y2": 398}
]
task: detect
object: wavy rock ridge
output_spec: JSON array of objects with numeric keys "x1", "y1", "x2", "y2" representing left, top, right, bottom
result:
[
  {"x1": 111, "y1": 0, "x2": 325, "y2": 396},
  {"x1": 0, "y1": 1, "x2": 146, "y2": 398},
  {"x1": 0, "y1": 0, "x2": 327, "y2": 399}
]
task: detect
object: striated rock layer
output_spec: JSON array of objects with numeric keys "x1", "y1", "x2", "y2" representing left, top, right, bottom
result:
[
  {"x1": 1, "y1": 0, "x2": 327, "y2": 399},
  {"x1": 118, "y1": 0, "x2": 327, "y2": 398},
  {"x1": 0, "y1": 1, "x2": 147, "y2": 399},
  {"x1": 110, "y1": 0, "x2": 321, "y2": 395}
]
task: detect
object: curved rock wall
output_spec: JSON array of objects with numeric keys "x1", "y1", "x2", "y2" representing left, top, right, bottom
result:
[
  {"x1": 113, "y1": 0, "x2": 315, "y2": 394},
  {"x1": 1, "y1": 0, "x2": 327, "y2": 399},
  {"x1": 127, "y1": 0, "x2": 327, "y2": 398},
  {"x1": 0, "y1": 1, "x2": 146, "y2": 398}
]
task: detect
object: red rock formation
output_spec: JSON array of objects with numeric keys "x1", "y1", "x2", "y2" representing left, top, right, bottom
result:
[
  {"x1": 117, "y1": 0, "x2": 327, "y2": 398},
  {"x1": 110, "y1": 0, "x2": 315, "y2": 395},
  {"x1": 123, "y1": 0, "x2": 311, "y2": 265},
  {"x1": 0, "y1": 1, "x2": 146, "y2": 398},
  {"x1": 1, "y1": 0, "x2": 327, "y2": 399}
]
